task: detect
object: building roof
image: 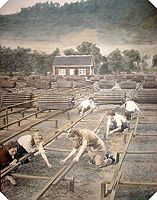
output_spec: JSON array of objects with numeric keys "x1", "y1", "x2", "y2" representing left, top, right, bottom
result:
[{"x1": 54, "y1": 55, "x2": 93, "y2": 66}]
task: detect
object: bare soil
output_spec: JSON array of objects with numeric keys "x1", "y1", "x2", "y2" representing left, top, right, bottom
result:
[{"x1": 1, "y1": 102, "x2": 157, "y2": 200}]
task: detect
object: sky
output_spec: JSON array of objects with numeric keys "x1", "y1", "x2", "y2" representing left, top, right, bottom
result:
[{"x1": 0, "y1": 0, "x2": 80, "y2": 14}]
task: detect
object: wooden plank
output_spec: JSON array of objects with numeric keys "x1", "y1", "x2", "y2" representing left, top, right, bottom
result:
[
  {"x1": 119, "y1": 181, "x2": 157, "y2": 186},
  {"x1": 0, "y1": 110, "x2": 63, "y2": 145},
  {"x1": 32, "y1": 166, "x2": 67, "y2": 200},
  {"x1": 105, "y1": 115, "x2": 140, "y2": 195}
]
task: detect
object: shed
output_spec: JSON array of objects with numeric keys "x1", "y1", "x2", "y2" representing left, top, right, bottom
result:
[{"x1": 53, "y1": 55, "x2": 95, "y2": 76}]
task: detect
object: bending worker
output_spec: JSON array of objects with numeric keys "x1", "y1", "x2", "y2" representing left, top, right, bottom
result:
[
  {"x1": 15, "y1": 131, "x2": 52, "y2": 168},
  {"x1": 106, "y1": 110, "x2": 129, "y2": 136},
  {"x1": 61, "y1": 128, "x2": 116, "y2": 168},
  {"x1": 78, "y1": 97, "x2": 96, "y2": 116},
  {"x1": 120, "y1": 98, "x2": 144, "y2": 120}
]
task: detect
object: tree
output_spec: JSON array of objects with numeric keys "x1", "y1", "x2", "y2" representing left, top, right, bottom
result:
[
  {"x1": 152, "y1": 54, "x2": 157, "y2": 67},
  {"x1": 123, "y1": 49, "x2": 141, "y2": 72},
  {"x1": 138, "y1": 54, "x2": 150, "y2": 71},
  {"x1": 76, "y1": 42, "x2": 103, "y2": 74},
  {"x1": 98, "y1": 55, "x2": 111, "y2": 74},
  {"x1": 64, "y1": 48, "x2": 77, "y2": 55},
  {"x1": 107, "y1": 48, "x2": 124, "y2": 73}
]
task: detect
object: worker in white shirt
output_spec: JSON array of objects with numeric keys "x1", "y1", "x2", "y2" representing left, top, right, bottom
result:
[
  {"x1": 16, "y1": 131, "x2": 52, "y2": 168},
  {"x1": 106, "y1": 110, "x2": 129, "y2": 136},
  {"x1": 121, "y1": 99, "x2": 144, "y2": 120},
  {"x1": 111, "y1": 83, "x2": 121, "y2": 91},
  {"x1": 78, "y1": 97, "x2": 96, "y2": 116}
]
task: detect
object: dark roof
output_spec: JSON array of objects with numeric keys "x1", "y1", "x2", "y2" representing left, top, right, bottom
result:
[{"x1": 54, "y1": 55, "x2": 93, "y2": 66}]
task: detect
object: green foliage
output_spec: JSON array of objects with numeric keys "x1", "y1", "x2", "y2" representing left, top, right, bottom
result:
[
  {"x1": 123, "y1": 49, "x2": 141, "y2": 72},
  {"x1": 0, "y1": 43, "x2": 156, "y2": 75},
  {"x1": 152, "y1": 54, "x2": 157, "y2": 67},
  {"x1": 76, "y1": 42, "x2": 103, "y2": 65},
  {"x1": 107, "y1": 49, "x2": 124, "y2": 73},
  {"x1": 98, "y1": 56, "x2": 110, "y2": 74},
  {"x1": 0, "y1": 0, "x2": 156, "y2": 42},
  {"x1": 64, "y1": 48, "x2": 77, "y2": 55},
  {"x1": 0, "y1": 46, "x2": 60, "y2": 75}
]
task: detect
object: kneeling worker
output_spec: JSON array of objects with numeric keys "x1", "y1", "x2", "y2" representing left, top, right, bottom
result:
[
  {"x1": 78, "y1": 97, "x2": 96, "y2": 116},
  {"x1": 106, "y1": 110, "x2": 129, "y2": 136},
  {"x1": 15, "y1": 131, "x2": 52, "y2": 168},
  {"x1": 60, "y1": 128, "x2": 117, "y2": 168},
  {"x1": 120, "y1": 98, "x2": 144, "y2": 120}
]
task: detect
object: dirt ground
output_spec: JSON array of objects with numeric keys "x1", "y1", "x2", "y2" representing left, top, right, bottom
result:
[{"x1": 1, "y1": 101, "x2": 157, "y2": 200}]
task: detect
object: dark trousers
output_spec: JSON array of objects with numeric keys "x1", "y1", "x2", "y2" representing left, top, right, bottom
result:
[{"x1": 15, "y1": 143, "x2": 29, "y2": 164}]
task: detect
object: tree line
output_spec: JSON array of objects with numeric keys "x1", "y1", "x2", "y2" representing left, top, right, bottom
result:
[{"x1": 0, "y1": 42, "x2": 157, "y2": 76}]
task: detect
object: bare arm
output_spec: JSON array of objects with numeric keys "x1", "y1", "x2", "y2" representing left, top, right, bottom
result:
[
  {"x1": 35, "y1": 144, "x2": 52, "y2": 168},
  {"x1": 9, "y1": 159, "x2": 18, "y2": 166},
  {"x1": 109, "y1": 126, "x2": 121, "y2": 134},
  {"x1": 106, "y1": 118, "x2": 111, "y2": 135},
  {"x1": 120, "y1": 103, "x2": 125, "y2": 110},
  {"x1": 73, "y1": 140, "x2": 87, "y2": 162},
  {"x1": 60, "y1": 148, "x2": 77, "y2": 164},
  {"x1": 110, "y1": 117, "x2": 123, "y2": 134}
]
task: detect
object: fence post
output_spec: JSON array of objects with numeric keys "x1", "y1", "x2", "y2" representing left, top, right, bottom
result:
[
  {"x1": 6, "y1": 108, "x2": 8, "y2": 130},
  {"x1": 55, "y1": 120, "x2": 58, "y2": 128},
  {"x1": 69, "y1": 178, "x2": 75, "y2": 192},
  {"x1": 101, "y1": 182, "x2": 107, "y2": 198},
  {"x1": 67, "y1": 112, "x2": 71, "y2": 120}
]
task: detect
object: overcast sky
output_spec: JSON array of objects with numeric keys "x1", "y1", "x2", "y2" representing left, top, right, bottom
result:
[{"x1": 0, "y1": 0, "x2": 80, "y2": 15}]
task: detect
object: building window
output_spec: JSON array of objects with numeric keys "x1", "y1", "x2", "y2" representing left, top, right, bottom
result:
[
  {"x1": 78, "y1": 69, "x2": 86, "y2": 75},
  {"x1": 58, "y1": 69, "x2": 66, "y2": 75}
]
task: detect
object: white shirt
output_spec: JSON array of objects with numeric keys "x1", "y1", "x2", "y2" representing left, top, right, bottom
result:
[
  {"x1": 125, "y1": 101, "x2": 140, "y2": 112},
  {"x1": 80, "y1": 99, "x2": 96, "y2": 109},
  {"x1": 111, "y1": 83, "x2": 121, "y2": 90},
  {"x1": 114, "y1": 113, "x2": 126, "y2": 126},
  {"x1": 18, "y1": 135, "x2": 34, "y2": 153},
  {"x1": 107, "y1": 113, "x2": 126, "y2": 127}
]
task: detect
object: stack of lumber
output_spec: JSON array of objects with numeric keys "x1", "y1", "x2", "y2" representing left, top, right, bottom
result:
[
  {"x1": 132, "y1": 75, "x2": 144, "y2": 82},
  {"x1": 142, "y1": 81, "x2": 157, "y2": 89},
  {"x1": 120, "y1": 81, "x2": 137, "y2": 89},
  {"x1": 73, "y1": 81, "x2": 85, "y2": 88},
  {"x1": 126, "y1": 74, "x2": 134, "y2": 80},
  {"x1": 133, "y1": 90, "x2": 157, "y2": 104},
  {"x1": 94, "y1": 90, "x2": 125, "y2": 105},
  {"x1": 104, "y1": 75, "x2": 115, "y2": 81},
  {"x1": 0, "y1": 80, "x2": 16, "y2": 88},
  {"x1": 38, "y1": 93, "x2": 75, "y2": 110},
  {"x1": 99, "y1": 80, "x2": 115, "y2": 89},
  {"x1": 56, "y1": 81, "x2": 73, "y2": 88},
  {"x1": 64, "y1": 76, "x2": 85, "y2": 82},
  {"x1": 41, "y1": 75, "x2": 57, "y2": 82},
  {"x1": 1, "y1": 92, "x2": 34, "y2": 108},
  {"x1": 34, "y1": 80, "x2": 51, "y2": 89},
  {"x1": 90, "y1": 76, "x2": 100, "y2": 81},
  {"x1": 144, "y1": 75, "x2": 156, "y2": 81},
  {"x1": 25, "y1": 75, "x2": 40, "y2": 87},
  {"x1": 116, "y1": 75, "x2": 127, "y2": 83}
]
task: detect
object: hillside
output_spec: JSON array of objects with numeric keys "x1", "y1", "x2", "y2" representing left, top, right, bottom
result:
[{"x1": 0, "y1": 0, "x2": 157, "y2": 52}]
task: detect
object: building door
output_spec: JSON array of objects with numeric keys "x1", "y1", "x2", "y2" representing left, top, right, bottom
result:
[{"x1": 70, "y1": 69, "x2": 75, "y2": 75}]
